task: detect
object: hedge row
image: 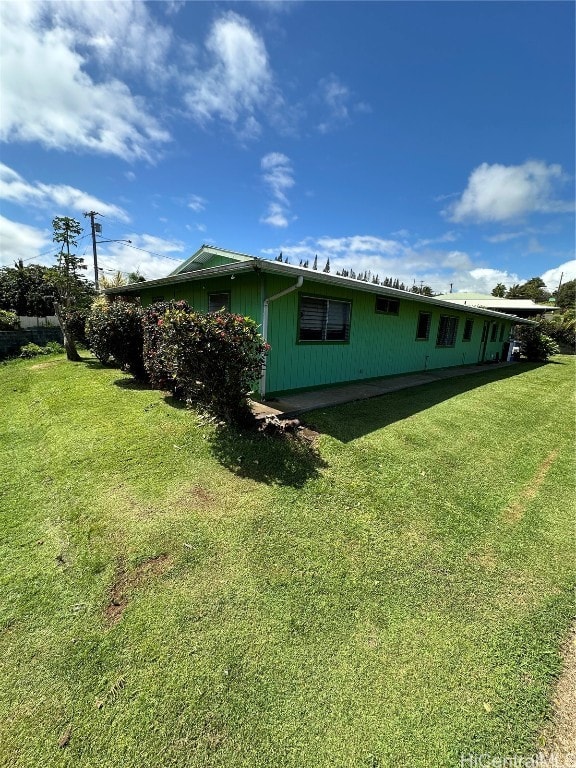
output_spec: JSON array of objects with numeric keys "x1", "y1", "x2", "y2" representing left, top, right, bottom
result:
[{"x1": 86, "y1": 299, "x2": 269, "y2": 425}]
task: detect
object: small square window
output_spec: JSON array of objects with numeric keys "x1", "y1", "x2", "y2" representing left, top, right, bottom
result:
[
  {"x1": 208, "y1": 292, "x2": 230, "y2": 312},
  {"x1": 375, "y1": 296, "x2": 400, "y2": 315},
  {"x1": 416, "y1": 312, "x2": 432, "y2": 340},
  {"x1": 463, "y1": 319, "x2": 474, "y2": 341}
]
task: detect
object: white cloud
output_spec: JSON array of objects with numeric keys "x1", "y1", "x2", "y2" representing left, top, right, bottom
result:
[
  {"x1": 260, "y1": 152, "x2": 295, "y2": 228},
  {"x1": 260, "y1": 234, "x2": 530, "y2": 295},
  {"x1": 188, "y1": 195, "x2": 207, "y2": 213},
  {"x1": 98, "y1": 234, "x2": 186, "y2": 281},
  {"x1": 445, "y1": 161, "x2": 574, "y2": 223},
  {"x1": 0, "y1": 1, "x2": 170, "y2": 161},
  {"x1": 317, "y1": 74, "x2": 368, "y2": 133},
  {"x1": 0, "y1": 164, "x2": 130, "y2": 222},
  {"x1": 261, "y1": 202, "x2": 289, "y2": 228},
  {"x1": 185, "y1": 12, "x2": 277, "y2": 139},
  {"x1": 484, "y1": 231, "x2": 524, "y2": 243},
  {"x1": 414, "y1": 231, "x2": 458, "y2": 248},
  {"x1": 0, "y1": 215, "x2": 50, "y2": 266},
  {"x1": 541, "y1": 260, "x2": 576, "y2": 292}
]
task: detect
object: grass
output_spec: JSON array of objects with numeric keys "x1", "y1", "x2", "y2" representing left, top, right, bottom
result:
[{"x1": 0, "y1": 354, "x2": 574, "y2": 768}]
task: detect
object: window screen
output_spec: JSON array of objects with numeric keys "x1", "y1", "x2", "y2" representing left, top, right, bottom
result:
[
  {"x1": 299, "y1": 296, "x2": 351, "y2": 341},
  {"x1": 208, "y1": 292, "x2": 230, "y2": 312},
  {"x1": 436, "y1": 316, "x2": 458, "y2": 347}
]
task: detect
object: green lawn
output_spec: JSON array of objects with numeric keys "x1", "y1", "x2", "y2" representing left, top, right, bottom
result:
[{"x1": 0, "y1": 355, "x2": 574, "y2": 768}]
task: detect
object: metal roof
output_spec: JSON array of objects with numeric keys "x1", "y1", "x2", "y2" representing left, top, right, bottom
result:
[{"x1": 106, "y1": 246, "x2": 534, "y2": 324}]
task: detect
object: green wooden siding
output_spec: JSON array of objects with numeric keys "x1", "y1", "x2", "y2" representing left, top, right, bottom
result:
[
  {"x1": 138, "y1": 272, "x2": 263, "y2": 321},
  {"x1": 262, "y1": 275, "x2": 513, "y2": 396},
  {"x1": 132, "y1": 271, "x2": 514, "y2": 397}
]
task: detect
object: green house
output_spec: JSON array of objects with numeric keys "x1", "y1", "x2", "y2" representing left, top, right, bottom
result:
[{"x1": 106, "y1": 245, "x2": 530, "y2": 399}]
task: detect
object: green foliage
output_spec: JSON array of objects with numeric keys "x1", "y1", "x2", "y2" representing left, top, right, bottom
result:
[
  {"x1": 154, "y1": 307, "x2": 269, "y2": 425},
  {"x1": 19, "y1": 341, "x2": 64, "y2": 358},
  {"x1": 0, "y1": 309, "x2": 19, "y2": 330},
  {"x1": 536, "y1": 311, "x2": 576, "y2": 349},
  {"x1": 507, "y1": 277, "x2": 550, "y2": 303},
  {"x1": 0, "y1": 262, "x2": 57, "y2": 316},
  {"x1": 516, "y1": 324, "x2": 560, "y2": 361},
  {"x1": 491, "y1": 282, "x2": 507, "y2": 297},
  {"x1": 0, "y1": 354, "x2": 574, "y2": 768},
  {"x1": 61, "y1": 308, "x2": 89, "y2": 346},
  {"x1": 86, "y1": 299, "x2": 146, "y2": 377},
  {"x1": 554, "y1": 279, "x2": 576, "y2": 311},
  {"x1": 142, "y1": 300, "x2": 191, "y2": 392}
]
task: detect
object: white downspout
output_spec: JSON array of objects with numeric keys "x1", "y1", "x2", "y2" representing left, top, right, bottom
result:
[{"x1": 260, "y1": 275, "x2": 303, "y2": 398}]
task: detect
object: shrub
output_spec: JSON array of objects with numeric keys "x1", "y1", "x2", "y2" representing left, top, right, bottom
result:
[
  {"x1": 142, "y1": 300, "x2": 191, "y2": 392},
  {"x1": 157, "y1": 307, "x2": 269, "y2": 425},
  {"x1": 0, "y1": 309, "x2": 19, "y2": 330},
  {"x1": 62, "y1": 308, "x2": 89, "y2": 346},
  {"x1": 516, "y1": 324, "x2": 560, "y2": 362},
  {"x1": 19, "y1": 340, "x2": 65, "y2": 358},
  {"x1": 45, "y1": 341, "x2": 65, "y2": 354},
  {"x1": 20, "y1": 342, "x2": 46, "y2": 358},
  {"x1": 536, "y1": 312, "x2": 576, "y2": 350},
  {"x1": 86, "y1": 299, "x2": 146, "y2": 378}
]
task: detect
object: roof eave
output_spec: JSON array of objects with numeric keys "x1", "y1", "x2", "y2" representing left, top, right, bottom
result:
[{"x1": 105, "y1": 256, "x2": 534, "y2": 323}]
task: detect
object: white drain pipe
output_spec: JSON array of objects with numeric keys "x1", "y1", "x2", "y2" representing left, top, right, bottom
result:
[{"x1": 260, "y1": 276, "x2": 303, "y2": 398}]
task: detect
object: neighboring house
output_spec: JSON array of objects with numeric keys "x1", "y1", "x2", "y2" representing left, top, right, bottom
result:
[
  {"x1": 106, "y1": 246, "x2": 532, "y2": 399},
  {"x1": 435, "y1": 293, "x2": 560, "y2": 319}
]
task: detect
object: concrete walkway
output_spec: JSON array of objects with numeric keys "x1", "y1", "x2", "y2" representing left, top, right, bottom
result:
[{"x1": 252, "y1": 362, "x2": 518, "y2": 419}]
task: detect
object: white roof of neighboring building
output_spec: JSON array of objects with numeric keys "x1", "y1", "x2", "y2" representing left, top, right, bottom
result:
[{"x1": 435, "y1": 293, "x2": 560, "y2": 312}]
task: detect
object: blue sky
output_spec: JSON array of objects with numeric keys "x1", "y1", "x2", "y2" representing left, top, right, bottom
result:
[{"x1": 1, "y1": 0, "x2": 574, "y2": 294}]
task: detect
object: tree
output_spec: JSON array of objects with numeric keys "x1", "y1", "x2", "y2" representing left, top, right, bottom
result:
[
  {"x1": 507, "y1": 277, "x2": 550, "y2": 303},
  {"x1": 491, "y1": 283, "x2": 507, "y2": 297},
  {"x1": 555, "y1": 279, "x2": 576, "y2": 311},
  {"x1": 48, "y1": 216, "x2": 90, "y2": 361},
  {"x1": 0, "y1": 262, "x2": 57, "y2": 316}
]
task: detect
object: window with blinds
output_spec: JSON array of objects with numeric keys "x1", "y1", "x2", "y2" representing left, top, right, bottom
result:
[
  {"x1": 208, "y1": 292, "x2": 230, "y2": 312},
  {"x1": 436, "y1": 315, "x2": 458, "y2": 347},
  {"x1": 299, "y1": 296, "x2": 351, "y2": 341}
]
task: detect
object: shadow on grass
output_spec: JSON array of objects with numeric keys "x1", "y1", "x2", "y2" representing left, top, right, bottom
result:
[
  {"x1": 305, "y1": 361, "x2": 550, "y2": 443},
  {"x1": 208, "y1": 425, "x2": 328, "y2": 488}
]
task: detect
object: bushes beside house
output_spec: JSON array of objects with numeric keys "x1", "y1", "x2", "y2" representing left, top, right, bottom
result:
[
  {"x1": 87, "y1": 299, "x2": 269, "y2": 426},
  {"x1": 152, "y1": 305, "x2": 269, "y2": 426},
  {"x1": 142, "y1": 300, "x2": 191, "y2": 393},
  {"x1": 86, "y1": 299, "x2": 146, "y2": 378},
  {"x1": 516, "y1": 324, "x2": 560, "y2": 362}
]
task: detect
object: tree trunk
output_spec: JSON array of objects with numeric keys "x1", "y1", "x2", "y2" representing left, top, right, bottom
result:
[{"x1": 54, "y1": 303, "x2": 81, "y2": 362}]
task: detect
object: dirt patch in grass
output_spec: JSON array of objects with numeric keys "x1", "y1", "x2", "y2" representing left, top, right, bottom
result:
[
  {"x1": 503, "y1": 449, "x2": 559, "y2": 523},
  {"x1": 29, "y1": 360, "x2": 64, "y2": 370},
  {"x1": 539, "y1": 623, "x2": 576, "y2": 767},
  {"x1": 105, "y1": 553, "x2": 173, "y2": 625},
  {"x1": 187, "y1": 484, "x2": 216, "y2": 507}
]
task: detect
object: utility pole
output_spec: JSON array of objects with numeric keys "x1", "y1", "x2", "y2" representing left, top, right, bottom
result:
[{"x1": 84, "y1": 211, "x2": 101, "y2": 290}]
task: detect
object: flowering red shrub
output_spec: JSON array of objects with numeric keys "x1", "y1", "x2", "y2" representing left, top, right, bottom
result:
[
  {"x1": 142, "y1": 300, "x2": 191, "y2": 392},
  {"x1": 157, "y1": 306, "x2": 269, "y2": 425}
]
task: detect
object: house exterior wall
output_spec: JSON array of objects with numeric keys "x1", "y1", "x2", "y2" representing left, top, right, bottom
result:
[
  {"x1": 131, "y1": 270, "x2": 513, "y2": 397},
  {"x1": 137, "y1": 272, "x2": 264, "y2": 322},
  {"x1": 262, "y1": 275, "x2": 513, "y2": 396}
]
